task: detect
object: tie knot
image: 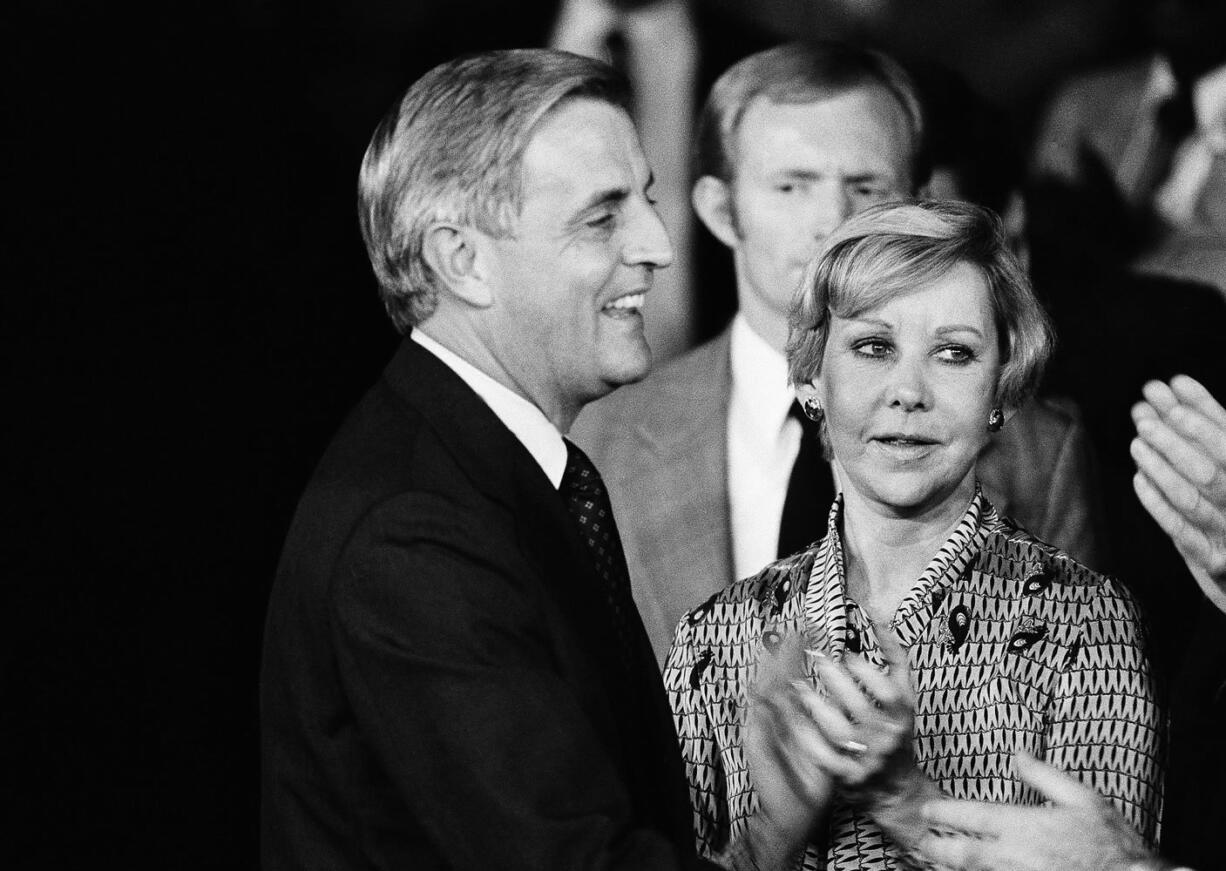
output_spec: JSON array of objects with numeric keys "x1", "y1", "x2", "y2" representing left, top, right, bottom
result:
[{"x1": 562, "y1": 438, "x2": 603, "y2": 496}]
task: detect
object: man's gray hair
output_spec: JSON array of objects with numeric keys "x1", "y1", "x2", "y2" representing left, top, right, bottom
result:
[{"x1": 358, "y1": 49, "x2": 629, "y2": 333}]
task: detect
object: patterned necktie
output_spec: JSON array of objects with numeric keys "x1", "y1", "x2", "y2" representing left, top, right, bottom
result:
[
  {"x1": 777, "y1": 401, "x2": 835, "y2": 559},
  {"x1": 560, "y1": 438, "x2": 640, "y2": 670}
]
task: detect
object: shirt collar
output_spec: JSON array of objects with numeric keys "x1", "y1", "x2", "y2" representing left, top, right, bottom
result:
[
  {"x1": 729, "y1": 313, "x2": 796, "y2": 432},
  {"x1": 411, "y1": 330, "x2": 568, "y2": 488}
]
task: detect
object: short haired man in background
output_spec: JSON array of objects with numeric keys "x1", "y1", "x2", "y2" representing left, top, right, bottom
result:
[
  {"x1": 574, "y1": 42, "x2": 1101, "y2": 663},
  {"x1": 261, "y1": 49, "x2": 709, "y2": 870}
]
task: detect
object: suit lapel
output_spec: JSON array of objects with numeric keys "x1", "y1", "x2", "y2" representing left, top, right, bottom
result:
[
  {"x1": 381, "y1": 340, "x2": 627, "y2": 677},
  {"x1": 381, "y1": 339, "x2": 666, "y2": 734}
]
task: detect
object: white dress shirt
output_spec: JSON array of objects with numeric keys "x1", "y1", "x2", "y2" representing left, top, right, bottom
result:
[
  {"x1": 411, "y1": 331, "x2": 568, "y2": 488},
  {"x1": 726, "y1": 314, "x2": 803, "y2": 580}
]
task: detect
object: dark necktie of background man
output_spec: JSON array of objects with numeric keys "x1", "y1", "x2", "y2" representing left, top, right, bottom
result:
[{"x1": 777, "y1": 401, "x2": 834, "y2": 559}]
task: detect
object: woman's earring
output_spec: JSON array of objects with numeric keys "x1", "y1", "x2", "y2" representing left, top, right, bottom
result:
[
  {"x1": 987, "y1": 407, "x2": 1004, "y2": 432},
  {"x1": 802, "y1": 397, "x2": 824, "y2": 423}
]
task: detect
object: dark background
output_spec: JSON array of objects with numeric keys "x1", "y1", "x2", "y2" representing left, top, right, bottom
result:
[
  {"x1": 6, "y1": 1, "x2": 1154, "y2": 866},
  {"x1": 7, "y1": 4, "x2": 565, "y2": 865}
]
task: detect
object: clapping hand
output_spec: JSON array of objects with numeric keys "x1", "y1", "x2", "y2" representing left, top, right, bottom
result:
[
  {"x1": 742, "y1": 631, "x2": 932, "y2": 868},
  {"x1": 1130, "y1": 374, "x2": 1226, "y2": 613},
  {"x1": 917, "y1": 752, "x2": 1152, "y2": 871},
  {"x1": 803, "y1": 630, "x2": 919, "y2": 808},
  {"x1": 742, "y1": 634, "x2": 836, "y2": 868}
]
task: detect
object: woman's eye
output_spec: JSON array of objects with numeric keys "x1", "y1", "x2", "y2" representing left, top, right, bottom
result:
[
  {"x1": 936, "y1": 345, "x2": 974, "y2": 364},
  {"x1": 852, "y1": 339, "x2": 892, "y2": 358}
]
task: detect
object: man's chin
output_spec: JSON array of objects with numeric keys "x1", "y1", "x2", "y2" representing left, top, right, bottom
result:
[{"x1": 598, "y1": 344, "x2": 653, "y2": 393}]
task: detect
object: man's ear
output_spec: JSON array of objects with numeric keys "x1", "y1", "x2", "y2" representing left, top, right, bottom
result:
[
  {"x1": 692, "y1": 175, "x2": 739, "y2": 249},
  {"x1": 421, "y1": 223, "x2": 495, "y2": 308}
]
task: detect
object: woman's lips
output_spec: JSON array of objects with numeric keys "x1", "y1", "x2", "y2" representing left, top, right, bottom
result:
[
  {"x1": 872, "y1": 435, "x2": 937, "y2": 445},
  {"x1": 870, "y1": 436, "x2": 938, "y2": 460}
]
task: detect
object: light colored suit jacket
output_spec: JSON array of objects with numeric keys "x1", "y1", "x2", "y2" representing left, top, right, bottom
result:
[{"x1": 572, "y1": 329, "x2": 1104, "y2": 664}]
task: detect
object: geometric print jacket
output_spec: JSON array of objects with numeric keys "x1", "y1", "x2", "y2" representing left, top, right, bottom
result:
[{"x1": 663, "y1": 490, "x2": 1164, "y2": 871}]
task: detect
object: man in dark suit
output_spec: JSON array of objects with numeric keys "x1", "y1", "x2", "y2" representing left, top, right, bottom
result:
[
  {"x1": 572, "y1": 42, "x2": 1103, "y2": 665},
  {"x1": 260, "y1": 49, "x2": 705, "y2": 870}
]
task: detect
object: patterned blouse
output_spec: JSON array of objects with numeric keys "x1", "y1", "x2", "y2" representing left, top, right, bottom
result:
[{"x1": 663, "y1": 490, "x2": 1163, "y2": 871}]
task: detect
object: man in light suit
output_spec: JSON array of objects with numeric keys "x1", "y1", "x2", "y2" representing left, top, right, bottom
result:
[
  {"x1": 260, "y1": 49, "x2": 714, "y2": 870},
  {"x1": 573, "y1": 42, "x2": 1102, "y2": 664}
]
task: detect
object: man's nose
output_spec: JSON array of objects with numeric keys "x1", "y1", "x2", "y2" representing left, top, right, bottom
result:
[
  {"x1": 810, "y1": 185, "x2": 853, "y2": 238},
  {"x1": 622, "y1": 200, "x2": 674, "y2": 269}
]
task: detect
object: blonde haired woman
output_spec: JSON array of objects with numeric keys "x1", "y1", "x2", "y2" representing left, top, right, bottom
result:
[{"x1": 665, "y1": 200, "x2": 1162, "y2": 871}]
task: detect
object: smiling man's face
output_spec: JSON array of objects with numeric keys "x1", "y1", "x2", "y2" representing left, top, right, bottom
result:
[{"x1": 486, "y1": 98, "x2": 674, "y2": 423}]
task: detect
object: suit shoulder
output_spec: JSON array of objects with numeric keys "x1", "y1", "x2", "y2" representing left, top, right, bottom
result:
[
  {"x1": 276, "y1": 381, "x2": 483, "y2": 582},
  {"x1": 1041, "y1": 58, "x2": 1151, "y2": 131},
  {"x1": 1053, "y1": 58, "x2": 1150, "y2": 105},
  {"x1": 984, "y1": 395, "x2": 1086, "y2": 466},
  {"x1": 1008, "y1": 394, "x2": 1081, "y2": 436},
  {"x1": 1034, "y1": 57, "x2": 1151, "y2": 177}
]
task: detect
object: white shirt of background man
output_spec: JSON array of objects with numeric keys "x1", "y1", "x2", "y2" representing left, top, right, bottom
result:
[{"x1": 726, "y1": 314, "x2": 805, "y2": 581}]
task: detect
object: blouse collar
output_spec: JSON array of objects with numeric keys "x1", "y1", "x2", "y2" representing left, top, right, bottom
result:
[{"x1": 802, "y1": 486, "x2": 1004, "y2": 656}]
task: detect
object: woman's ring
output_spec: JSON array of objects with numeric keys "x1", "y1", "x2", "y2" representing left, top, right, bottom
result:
[{"x1": 840, "y1": 739, "x2": 869, "y2": 757}]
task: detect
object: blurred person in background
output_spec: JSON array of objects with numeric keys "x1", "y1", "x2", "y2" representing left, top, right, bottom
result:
[{"x1": 1032, "y1": 0, "x2": 1226, "y2": 291}]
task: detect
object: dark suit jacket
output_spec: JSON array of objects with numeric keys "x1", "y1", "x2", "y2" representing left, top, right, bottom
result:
[
  {"x1": 572, "y1": 327, "x2": 1103, "y2": 665},
  {"x1": 260, "y1": 339, "x2": 700, "y2": 870}
]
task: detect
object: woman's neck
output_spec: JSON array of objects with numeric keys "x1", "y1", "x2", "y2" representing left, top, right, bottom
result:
[{"x1": 839, "y1": 481, "x2": 975, "y2": 625}]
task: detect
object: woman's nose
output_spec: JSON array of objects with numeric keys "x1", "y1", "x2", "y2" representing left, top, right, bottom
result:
[{"x1": 886, "y1": 359, "x2": 931, "y2": 411}]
